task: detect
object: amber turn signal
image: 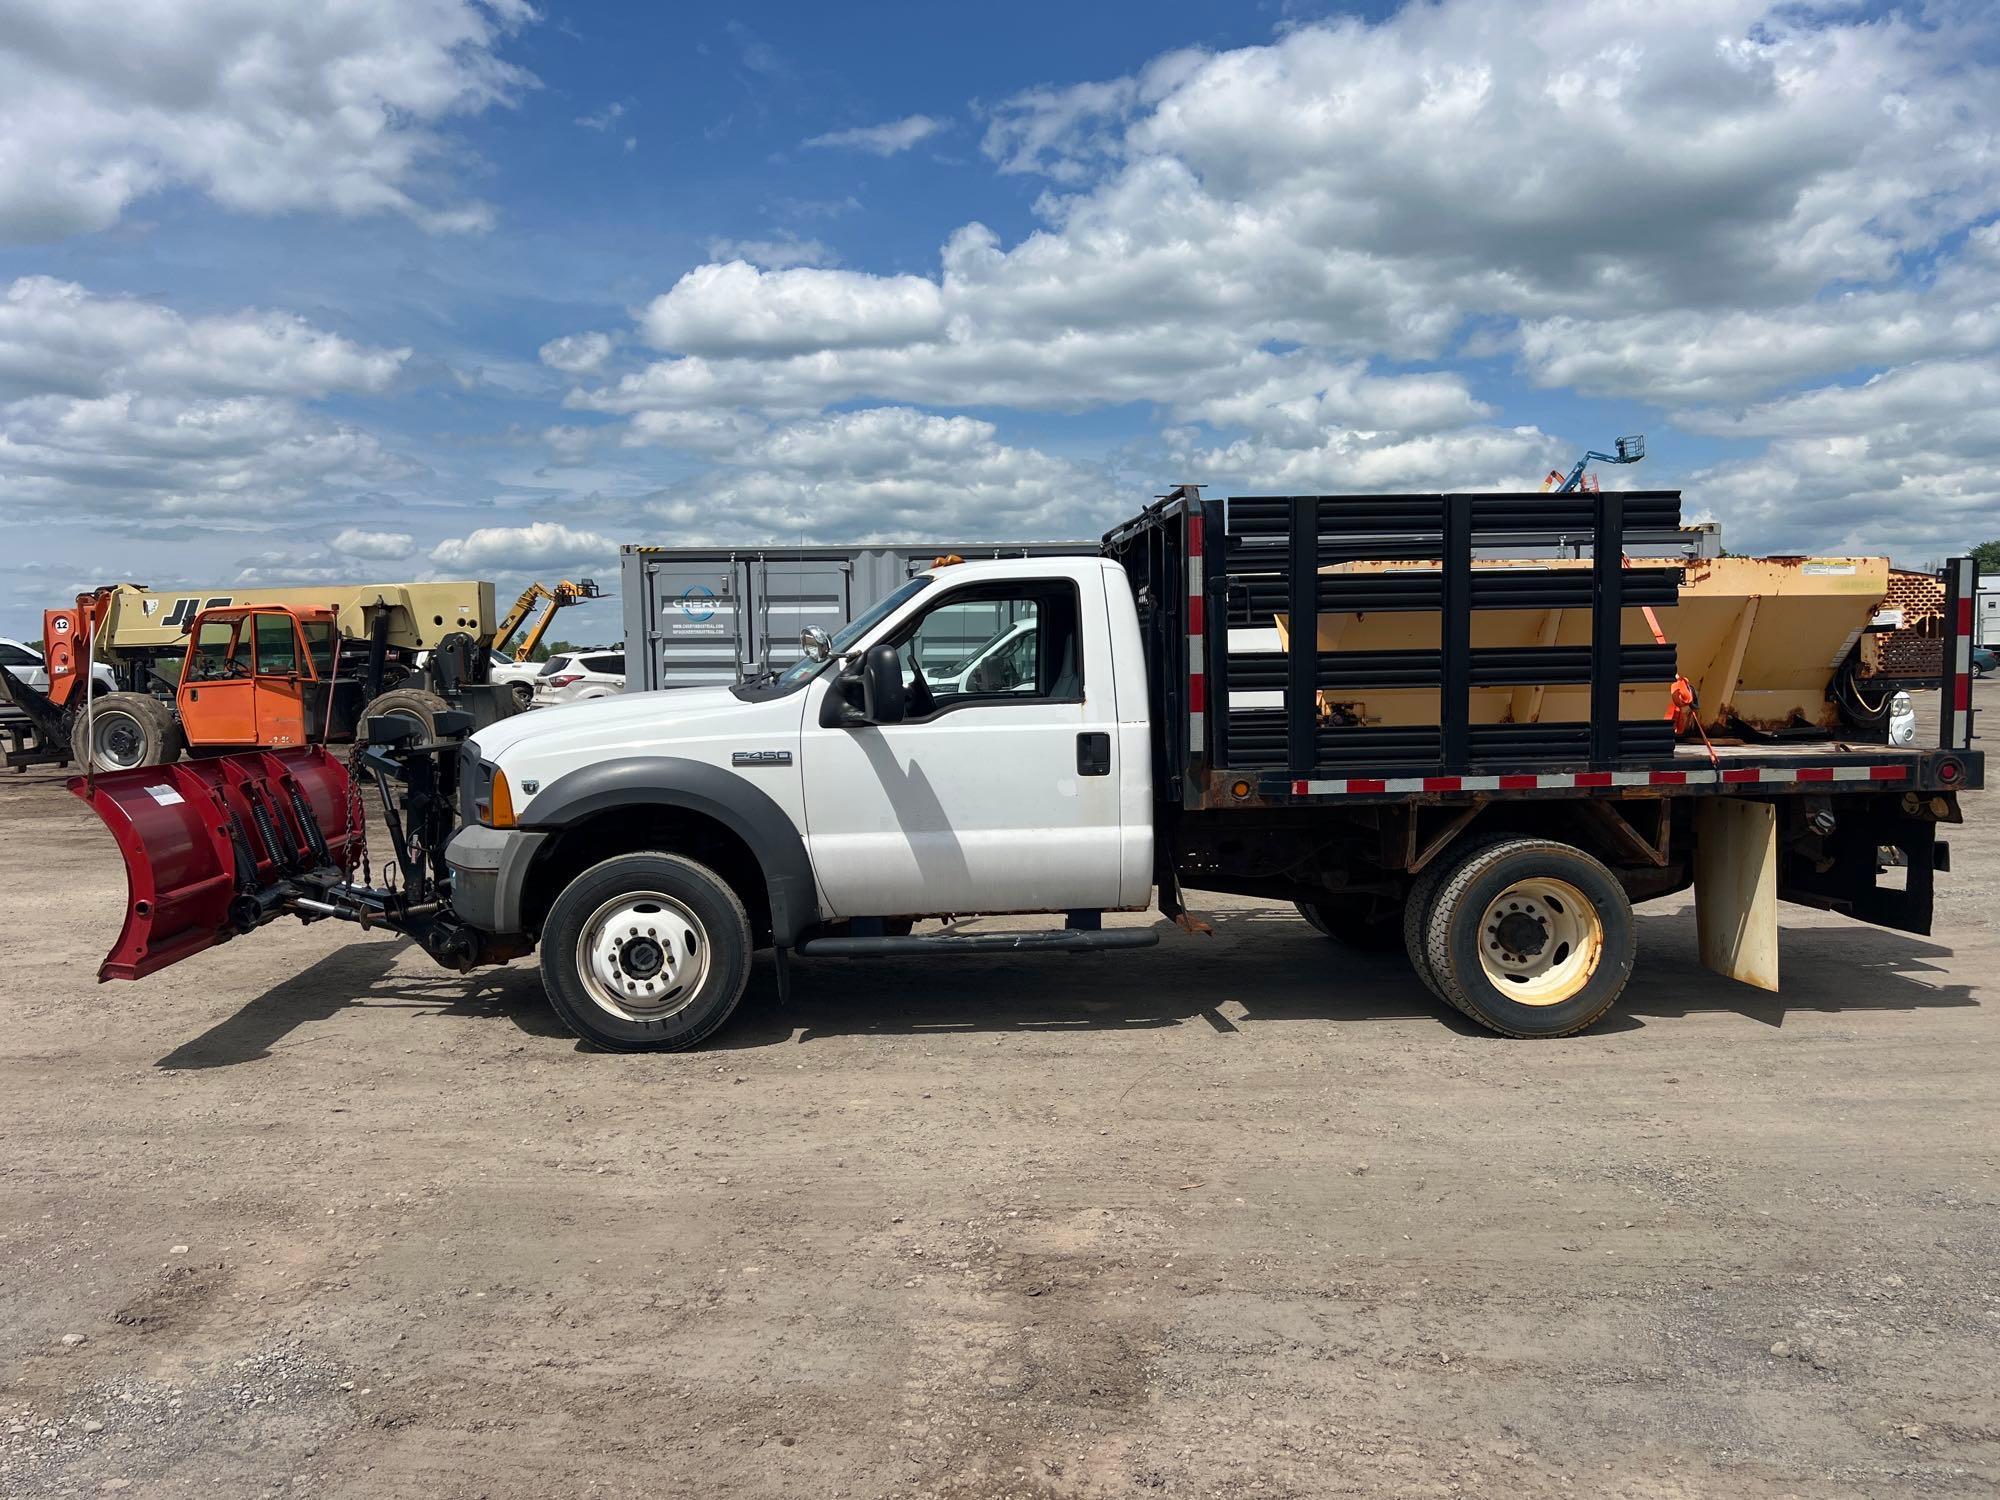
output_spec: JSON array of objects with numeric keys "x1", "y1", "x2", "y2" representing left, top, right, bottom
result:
[{"x1": 485, "y1": 769, "x2": 517, "y2": 828}]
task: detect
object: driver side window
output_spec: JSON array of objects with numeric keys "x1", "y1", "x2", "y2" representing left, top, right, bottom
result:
[
  {"x1": 889, "y1": 581, "x2": 1080, "y2": 716},
  {"x1": 190, "y1": 618, "x2": 248, "y2": 681}
]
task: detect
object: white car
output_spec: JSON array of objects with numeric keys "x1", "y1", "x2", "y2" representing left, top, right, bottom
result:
[
  {"x1": 0, "y1": 635, "x2": 118, "y2": 698},
  {"x1": 533, "y1": 649, "x2": 625, "y2": 706},
  {"x1": 413, "y1": 647, "x2": 544, "y2": 709},
  {"x1": 485, "y1": 651, "x2": 545, "y2": 708},
  {"x1": 921, "y1": 616, "x2": 1039, "y2": 695}
]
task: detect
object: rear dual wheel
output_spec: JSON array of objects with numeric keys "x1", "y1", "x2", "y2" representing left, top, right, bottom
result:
[
  {"x1": 1295, "y1": 894, "x2": 1404, "y2": 950},
  {"x1": 1406, "y1": 836, "x2": 1633, "y2": 1038}
]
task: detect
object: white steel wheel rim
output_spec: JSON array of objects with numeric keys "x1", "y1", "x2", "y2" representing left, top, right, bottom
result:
[
  {"x1": 1476, "y1": 876, "x2": 1602, "y2": 1006},
  {"x1": 92, "y1": 710, "x2": 148, "y2": 770},
  {"x1": 575, "y1": 890, "x2": 710, "y2": 1022}
]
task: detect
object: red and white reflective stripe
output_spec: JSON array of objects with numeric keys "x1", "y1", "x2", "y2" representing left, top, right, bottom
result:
[
  {"x1": 1288, "y1": 763, "x2": 1913, "y2": 796},
  {"x1": 1187, "y1": 510, "x2": 1205, "y2": 752},
  {"x1": 1947, "y1": 557, "x2": 1975, "y2": 749}
]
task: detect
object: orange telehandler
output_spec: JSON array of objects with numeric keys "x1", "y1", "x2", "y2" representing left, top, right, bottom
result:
[{"x1": 0, "y1": 581, "x2": 520, "y2": 772}]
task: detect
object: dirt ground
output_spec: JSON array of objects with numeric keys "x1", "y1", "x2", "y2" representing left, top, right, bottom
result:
[{"x1": 2, "y1": 694, "x2": 1996, "y2": 1499}]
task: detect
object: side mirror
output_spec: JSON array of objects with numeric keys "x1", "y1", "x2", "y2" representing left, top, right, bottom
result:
[
  {"x1": 799, "y1": 625, "x2": 832, "y2": 663},
  {"x1": 859, "y1": 643, "x2": 905, "y2": 724}
]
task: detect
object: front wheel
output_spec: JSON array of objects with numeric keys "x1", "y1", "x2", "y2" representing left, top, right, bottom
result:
[
  {"x1": 1418, "y1": 837, "x2": 1633, "y2": 1037},
  {"x1": 360, "y1": 686, "x2": 451, "y2": 739},
  {"x1": 539, "y1": 852, "x2": 752, "y2": 1052},
  {"x1": 85, "y1": 693, "x2": 182, "y2": 771}
]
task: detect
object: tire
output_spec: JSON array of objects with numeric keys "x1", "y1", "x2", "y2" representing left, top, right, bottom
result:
[
  {"x1": 1402, "y1": 859, "x2": 1453, "y2": 1000},
  {"x1": 1831, "y1": 648, "x2": 1891, "y2": 735},
  {"x1": 360, "y1": 687, "x2": 451, "y2": 740},
  {"x1": 539, "y1": 852, "x2": 753, "y2": 1052},
  {"x1": 508, "y1": 680, "x2": 534, "y2": 710},
  {"x1": 84, "y1": 693, "x2": 180, "y2": 771},
  {"x1": 1419, "y1": 837, "x2": 1633, "y2": 1038},
  {"x1": 1294, "y1": 894, "x2": 1404, "y2": 950}
]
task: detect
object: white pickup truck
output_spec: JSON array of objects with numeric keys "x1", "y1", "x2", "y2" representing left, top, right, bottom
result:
[{"x1": 74, "y1": 488, "x2": 1983, "y2": 1054}]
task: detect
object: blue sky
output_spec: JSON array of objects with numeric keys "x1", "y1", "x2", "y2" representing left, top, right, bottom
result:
[{"x1": 3, "y1": 0, "x2": 1998, "y2": 640}]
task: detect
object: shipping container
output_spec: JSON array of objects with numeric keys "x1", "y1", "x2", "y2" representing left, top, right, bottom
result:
[{"x1": 619, "y1": 542, "x2": 1097, "y2": 692}]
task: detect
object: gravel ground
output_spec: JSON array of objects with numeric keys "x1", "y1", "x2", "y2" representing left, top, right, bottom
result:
[{"x1": 1, "y1": 691, "x2": 1995, "y2": 1498}]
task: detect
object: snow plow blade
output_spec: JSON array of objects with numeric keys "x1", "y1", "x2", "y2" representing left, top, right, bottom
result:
[{"x1": 68, "y1": 747, "x2": 363, "y2": 982}]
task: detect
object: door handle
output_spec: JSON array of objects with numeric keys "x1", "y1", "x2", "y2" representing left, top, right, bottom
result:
[{"x1": 1077, "y1": 731, "x2": 1111, "y2": 776}]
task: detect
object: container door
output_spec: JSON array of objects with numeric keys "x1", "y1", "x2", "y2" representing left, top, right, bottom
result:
[
  {"x1": 755, "y1": 561, "x2": 852, "y2": 678},
  {"x1": 644, "y1": 557, "x2": 749, "y2": 688}
]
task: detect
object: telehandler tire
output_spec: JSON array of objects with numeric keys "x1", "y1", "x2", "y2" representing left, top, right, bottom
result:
[
  {"x1": 361, "y1": 687, "x2": 452, "y2": 740},
  {"x1": 85, "y1": 693, "x2": 182, "y2": 771},
  {"x1": 539, "y1": 852, "x2": 753, "y2": 1052},
  {"x1": 1294, "y1": 895, "x2": 1403, "y2": 950},
  {"x1": 1417, "y1": 836, "x2": 1633, "y2": 1038}
]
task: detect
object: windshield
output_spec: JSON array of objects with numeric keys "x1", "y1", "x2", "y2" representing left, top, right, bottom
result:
[{"x1": 774, "y1": 575, "x2": 934, "y2": 687}]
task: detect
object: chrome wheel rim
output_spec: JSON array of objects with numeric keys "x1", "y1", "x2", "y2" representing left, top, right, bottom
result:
[
  {"x1": 1476, "y1": 876, "x2": 1602, "y2": 1006},
  {"x1": 91, "y1": 710, "x2": 147, "y2": 770},
  {"x1": 574, "y1": 890, "x2": 709, "y2": 1022}
]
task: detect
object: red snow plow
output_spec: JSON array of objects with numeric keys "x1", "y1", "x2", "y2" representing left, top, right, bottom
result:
[
  {"x1": 70, "y1": 747, "x2": 364, "y2": 980},
  {"x1": 69, "y1": 712, "x2": 511, "y2": 982}
]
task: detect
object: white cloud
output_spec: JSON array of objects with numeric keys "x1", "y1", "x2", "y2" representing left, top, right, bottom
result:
[
  {"x1": 575, "y1": 102, "x2": 625, "y2": 131},
  {"x1": 0, "y1": 277, "x2": 409, "y2": 399},
  {"x1": 429, "y1": 520, "x2": 619, "y2": 573},
  {"x1": 641, "y1": 407, "x2": 1110, "y2": 542},
  {"x1": 538, "y1": 330, "x2": 616, "y2": 376},
  {"x1": 332, "y1": 527, "x2": 416, "y2": 561},
  {"x1": 0, "y1": 0, "x2": 536, "y2": 243},
  {"x1": 638, "y1": 261, "x2": 947, "y2": 358},
  {"x1": 546, "y1": 1, "x2": 2000, "y2": 557},
  {"x1": 1520, "y1": 227, "x2": 2000, "y2": 402},
  {"x1": 979, "y1": 49, "x2": 1205, "y2": 184},
  {"x1": 0, "y1": 276, "x2": 414, "y2": 531},
  {"x1": 705, "y1": 234, "x2": 836, "y2": 269},
  {"x1": 0, "y1": 391, "x2": 408, "y2": 521},
  {"x1": 804, "y1": 114, "x2": 948, "y2": 156},
  {"x1": 1685, "y1": 360, "x2": 2000, "y2": 560}
]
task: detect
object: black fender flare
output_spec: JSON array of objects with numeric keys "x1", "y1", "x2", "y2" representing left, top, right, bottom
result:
[{"x1": 519, "y1": 757, "x2": 818, "y2": 945}]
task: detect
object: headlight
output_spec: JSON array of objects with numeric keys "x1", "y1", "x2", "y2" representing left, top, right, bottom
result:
[{"x1": 1888, "y1": 690, "x2": 1916, "y2": 747}]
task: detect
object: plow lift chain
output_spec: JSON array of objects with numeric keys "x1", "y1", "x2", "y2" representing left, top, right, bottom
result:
[{"x1": 69, "y1": 709, "x2": 503, "y2": 983}]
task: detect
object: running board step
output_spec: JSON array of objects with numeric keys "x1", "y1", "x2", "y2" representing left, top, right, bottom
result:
[{"x1": 793, "y1": 927, "x2": 1160, "y2": 958}]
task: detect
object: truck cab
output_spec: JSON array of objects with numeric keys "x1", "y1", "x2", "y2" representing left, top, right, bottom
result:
[{"x1": 447, "y1": 555, "x2": 1155, "y2": 1048}]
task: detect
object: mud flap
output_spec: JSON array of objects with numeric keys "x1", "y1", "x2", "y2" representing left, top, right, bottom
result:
[
  {"x1": 1694, "y1": 799, "x2": 1779, "y2": 992},
  {"x1": 69, "y1": 747, "x2": 362, "y2": 981}
]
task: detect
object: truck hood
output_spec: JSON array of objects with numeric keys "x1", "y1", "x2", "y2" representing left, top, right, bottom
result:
[{"x1": 469, "y1": 685, "x2": 745, "y2": 764}]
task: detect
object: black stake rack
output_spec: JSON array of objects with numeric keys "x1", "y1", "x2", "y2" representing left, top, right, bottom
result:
[{"x1": 1202, "y1": 491, "x2": 1686, "y2": 776}]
